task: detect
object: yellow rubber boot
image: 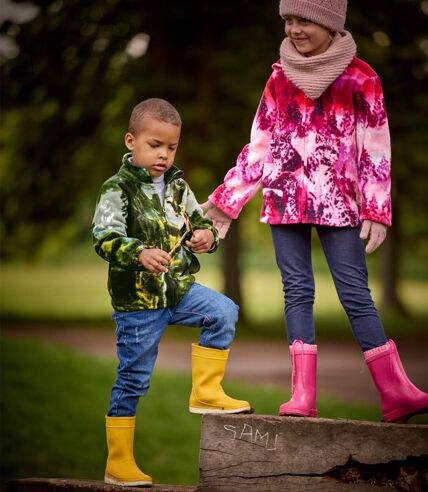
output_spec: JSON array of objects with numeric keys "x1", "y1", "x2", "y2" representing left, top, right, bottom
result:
[
  {"x1": 189, "y1": 343, "x2": 252, "y2": 414},
  {"x1": 105, "y1": 416, "x2": 152, "y2": 487}
]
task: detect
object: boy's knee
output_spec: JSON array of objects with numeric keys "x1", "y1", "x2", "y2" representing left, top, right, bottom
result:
[
  {"x1": 221, "y1": 297, "x2": 239, "y2": 325},
  {"x1": 200, "y1": 295, "x2": 238, "y2": 349},
  {"x1": 206, "y1": 292, "x2": 239, "y2": 324},
  {"x1": 220, "y1": 299, "x2": 238, "y2": 341}
]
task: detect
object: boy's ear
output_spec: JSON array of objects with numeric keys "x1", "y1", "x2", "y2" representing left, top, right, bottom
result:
[{"x1": 124, "y1": 132, "x2": 135, "y2": 150}]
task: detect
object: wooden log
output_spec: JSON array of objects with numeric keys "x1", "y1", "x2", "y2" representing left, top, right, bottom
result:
[
  {"x1": 198, "y1": 414, "x2": 428, "y2": 491},
  {"x1": 6, "y1": 478, "x2": 196, "y2": 492}
]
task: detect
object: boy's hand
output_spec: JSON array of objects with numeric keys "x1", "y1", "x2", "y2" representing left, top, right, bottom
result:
[
  {"x1": 200, "y1": 200, "x2": 232, "y2": 239},
  {"x1": 138, "y1": 248, "x2": 171, "y2": 273},
  {"x1": 360, "y1": 220, "x2": 387, "y2": 254},
  {"x1": 185, "y1": 229, "x2": 215, "y2": 253}
]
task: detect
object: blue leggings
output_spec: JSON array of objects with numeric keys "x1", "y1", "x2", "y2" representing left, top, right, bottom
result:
[{"x1": 270, "y1": 224, "x2": 388, "y2": 351}]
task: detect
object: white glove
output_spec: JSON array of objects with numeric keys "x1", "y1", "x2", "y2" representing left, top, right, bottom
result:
[
  {"x1": 200, "y1": 200, "x2": 232, "y2": 239},
  {"x1": 359, "y1": 220, "x2": 387, "y2": 254}
]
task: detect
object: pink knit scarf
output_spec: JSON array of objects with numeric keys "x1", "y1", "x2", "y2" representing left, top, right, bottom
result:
[{"x1": 280, "y1": 31, "x2": 357, "y2": 100}]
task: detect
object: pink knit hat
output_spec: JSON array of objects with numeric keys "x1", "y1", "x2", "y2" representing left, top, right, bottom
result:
[{"x1": 279, "y1": 0, "x2": 347, "y2": 32}]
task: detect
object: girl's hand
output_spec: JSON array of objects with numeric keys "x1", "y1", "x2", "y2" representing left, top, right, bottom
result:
[
  {"x1": 185, "y1": 229, "x2": 214, "y2": 253},
  {"x1": 138, "y1": 248, "x2": 171, "y2": 273},
  {"x1": 359, "y1": 220, "x2": 387, "y2": 254},
  {"x1": 200, "y1": 200, "x2": 232, "y2": 239}
]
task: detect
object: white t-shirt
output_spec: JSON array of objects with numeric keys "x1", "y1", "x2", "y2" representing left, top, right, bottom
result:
[{"x1": 152, "y1": 175, "x2": 165, "y2": 202}]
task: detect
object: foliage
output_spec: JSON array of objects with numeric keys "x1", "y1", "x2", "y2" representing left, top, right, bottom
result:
[
  {"x1": 1, "y1": 0, "x2": 428, "y2": 319},
  {"x1": 0, "y1": 0, "x2": 281, "y2": 258},
  {"x1": 2, "y1": 0, "x2": 427, "y2": 259},
  {"x1": 347, "y1": 0, "x2": 428, "y2": 241}
]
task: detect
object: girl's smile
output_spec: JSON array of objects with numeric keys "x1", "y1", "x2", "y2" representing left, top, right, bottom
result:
[{"x1": 292, "y1": 37, "x2": 309, "y2": 45}]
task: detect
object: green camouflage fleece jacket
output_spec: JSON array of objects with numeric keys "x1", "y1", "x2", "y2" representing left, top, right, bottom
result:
[{"x1": 92, "y1": 153, "x2": 219, "y2": 311}]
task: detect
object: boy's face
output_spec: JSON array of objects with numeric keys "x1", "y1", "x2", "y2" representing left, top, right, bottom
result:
[{"x1": 125, "y1": 116, "x2": 181, "y2": 178}]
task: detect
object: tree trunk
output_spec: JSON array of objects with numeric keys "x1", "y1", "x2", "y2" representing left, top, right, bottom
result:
[
  {"x1": 381, "y1": 202, "x2": 406, "y2": 313},
  {"x1": 381, "y1": 232, "x2": 398, "y2": 308},
  {"x1": 223, "y1": 220, "x2": 244, "y2": 319}
]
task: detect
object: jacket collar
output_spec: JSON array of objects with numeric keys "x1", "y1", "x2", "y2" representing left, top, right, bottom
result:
[
  {"x1": 121, "y1": 152, "x2": 183, "y2": 184},
  {"x1": 279, "y1": 31, "x2": 357, "y2": 100}
]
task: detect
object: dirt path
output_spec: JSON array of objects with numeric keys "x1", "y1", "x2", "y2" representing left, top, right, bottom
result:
[{"x1": 3, "y1": 322, "x2": 428, "y2": 405}]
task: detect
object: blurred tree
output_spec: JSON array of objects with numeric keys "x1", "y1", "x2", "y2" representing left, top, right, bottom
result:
[
  {"x1": 347, "y1": 0, "x2": 428, "y2": 310},
  {"x1": 1, "y1": 0, "x2": 150, "y2": 256},
  {"x1": 0, "y1": 0, "x2": 282, "y2": 317},
  {"x1": 1, "y1": 0, "x2": 427, "y2": 315}
]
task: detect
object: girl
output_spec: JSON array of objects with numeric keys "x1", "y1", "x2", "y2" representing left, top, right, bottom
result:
[{"x1": 203, "y1": 0, "x2": 428, "y2": 423}]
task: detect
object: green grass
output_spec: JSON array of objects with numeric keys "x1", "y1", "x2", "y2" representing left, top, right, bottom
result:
[
  {"x1": 1, "y1": 261, "x2": 427, "y2": 339},
  {"x1": 0, "y1": 262, "x2": 111, "y2": 322},
  {"x1": 0, "y1": 335, "x2": 200, "y2": 488},
  {"x1": 1, "y1": 336, "x2": 394, "y2": 489}
]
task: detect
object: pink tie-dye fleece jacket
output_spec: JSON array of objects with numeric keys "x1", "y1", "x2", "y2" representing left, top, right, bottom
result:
[{"x1": 209, "y1": 57, "x2": 392, "y2": 227}]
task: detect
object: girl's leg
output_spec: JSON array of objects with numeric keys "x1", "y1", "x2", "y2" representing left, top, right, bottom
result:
[
  {"x1": 108, "y1": 309, "x2": 169, "y2": 417},
  {"x1": 317, "y1": 226, "x2": 428, "y2": 422},
  {"x1": 270, "y1": 224, "x2": 315, "y2": 344},
  {"x1": 317, "y1": 225, "x2": 387, "y2": 351},
  {"x1": 169, "y1": 282, "x2": 238, "y2": 349}
]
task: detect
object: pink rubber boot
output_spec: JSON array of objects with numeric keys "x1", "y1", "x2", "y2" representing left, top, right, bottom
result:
[
  {"x1": 278, "y1": 340, "x2": 317, "y2": 417},
  {"x1": 364, "y1": 339, "x2": 428, "y2": 423}
]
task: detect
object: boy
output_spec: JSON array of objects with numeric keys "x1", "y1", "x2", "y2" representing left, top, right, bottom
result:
[{"x1": 92, "y1": 98, "x2": 251, "y2": 487}]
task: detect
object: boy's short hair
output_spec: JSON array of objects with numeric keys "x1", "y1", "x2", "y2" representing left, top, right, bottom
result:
[{"x1": 128, "y1": 98, "x2": 182, "y2": 134}]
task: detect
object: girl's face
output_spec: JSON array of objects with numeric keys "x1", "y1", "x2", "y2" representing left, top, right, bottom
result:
[{"x1": 284, "y1": 16, "x2": 332, "y2": 57}]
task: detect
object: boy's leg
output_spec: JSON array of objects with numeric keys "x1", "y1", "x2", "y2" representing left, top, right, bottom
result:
[
  {"x1": 108, "y1": 309, "x2": 169, "y2": 417},
  {"x1": 270, "y1": 224, "x2": 316, "y2": 345},
  {"x1": 170, "y1": 283, "x2": 251, "y2": 414},
  {"x1": 169, "y1": 283, "x2": 238, "y2": 349},
  {"x1": 105, "y1": 309, "x2": 168, "y2": 486},
  {"x1": 317, "y1": 225, "x2": 388, "y2": 351}
]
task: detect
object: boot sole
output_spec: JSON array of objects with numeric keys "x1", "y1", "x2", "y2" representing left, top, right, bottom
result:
[
  {"x1": 189, "y1": 406, "x2": 253, "y2": 414},
  {"x1": 278, "y1": 408, "x2": 317, "y2": 417},
  {"x1": 104, "y1": 476, "x2": 152, "y2": 487},
  {"x1": 384, "y1": 405, "x2": 428, "y2": 423}
]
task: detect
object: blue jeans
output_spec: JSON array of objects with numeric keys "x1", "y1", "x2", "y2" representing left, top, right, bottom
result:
[
  {"x1": 107, "y1": 283, "x2": 239, "y2": 417},
  {"x1": 270, "y1": 224, "x2": 387, "y2": 351}
]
